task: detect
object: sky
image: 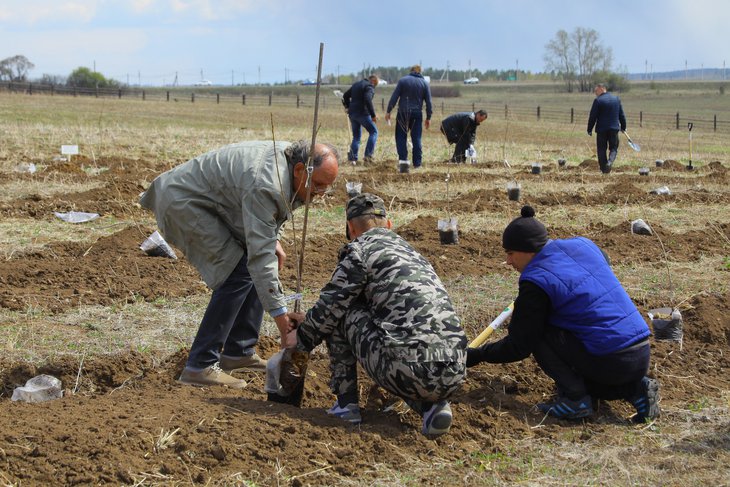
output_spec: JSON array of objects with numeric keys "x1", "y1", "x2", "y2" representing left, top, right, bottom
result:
[{"x1": 1, "y1": 0, "x2": 728, "y2": 86}]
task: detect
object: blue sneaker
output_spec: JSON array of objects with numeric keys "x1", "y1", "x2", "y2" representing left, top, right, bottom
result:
[
  {"x1": 537, "y1": 395, "x2": 593, "y2": 419},
  {"x1": 327, "y1": 402, "x2": 362, "y2": 424},
  {"x1": 421, "y1": 400, "x2": 452, "y2": 437},
  {"x1": 630, "y1": 377, "x2": 660, "y2": 423}
]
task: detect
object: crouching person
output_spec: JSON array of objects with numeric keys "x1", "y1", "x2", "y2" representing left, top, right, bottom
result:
[
  {"x1": 289, "y1": 194, "x2": 467, "y2": 437},
  {"x1": 467, "y1": 206, "x2": 660, "y2": 423}
]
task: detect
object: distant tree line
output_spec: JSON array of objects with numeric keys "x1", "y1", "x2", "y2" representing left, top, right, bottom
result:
[
  {"x1": 5, "y1": 28, "x2": 629, "y2": 92},
  {"x1": 1, "y1": 55, "x2": 122, "y2": 89}
]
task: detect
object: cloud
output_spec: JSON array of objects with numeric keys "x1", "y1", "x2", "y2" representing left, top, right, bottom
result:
[{"x1": 0, "y1": 1, "x2": 98, "y2": 24}]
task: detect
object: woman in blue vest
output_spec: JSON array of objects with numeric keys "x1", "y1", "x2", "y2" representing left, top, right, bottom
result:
[{"x1": 467, "y1": 206, "x2": 660, "y2": 422}]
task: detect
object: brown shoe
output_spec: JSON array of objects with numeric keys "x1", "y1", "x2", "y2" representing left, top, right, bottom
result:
[
  {"x1": 220, "y1": 353, "x2": 268, "y2": 373},
  {"x1": 178, "y1": 363, "x2": 247, "y2": 388}
]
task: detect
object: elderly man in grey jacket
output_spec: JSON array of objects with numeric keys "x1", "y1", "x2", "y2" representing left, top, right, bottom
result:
[{"x1": 140, "y1": 140, "x2": 339, "y2": 388}]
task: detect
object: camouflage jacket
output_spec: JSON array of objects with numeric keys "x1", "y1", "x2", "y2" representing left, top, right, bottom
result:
[{"x1": 300, "y1": 228, "x2": 467, "y2": 363}]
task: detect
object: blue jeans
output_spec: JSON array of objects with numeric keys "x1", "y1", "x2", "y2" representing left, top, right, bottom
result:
[
  {"x1": 186, "y1": 256, "x2": 263, "y2": 369},
  {"x1": 395, "y1": 111, "x2": 423, "y2": 167},
  {"x1": 349, "y1": 114, "x2": 378, "y2": 160}
]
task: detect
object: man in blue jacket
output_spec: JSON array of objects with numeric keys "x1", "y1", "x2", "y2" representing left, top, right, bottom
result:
[
  {"x1": 467, "y1": 206, "x2": 660, "y2": 422},
  {"x1": 343, "y1": 75, "x2": 379, "y2": 165},
  {"x1": 587, "y1": 83, "x2": 626, "y2": 174},
  {"x1": 385, "y1": 65, "x2": 433, "y2": 169}
]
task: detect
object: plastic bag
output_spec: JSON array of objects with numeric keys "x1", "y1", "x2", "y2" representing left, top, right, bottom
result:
[
  {"x1": 631, "y1": 219, "x2": 653, "y2": 236},
  {"x1": 648, "y1": 307, "x2": 683, "y2": 342},
  {"x1": 345, "y1": 182, "x2": 362, "y2": 199},
  {"x1": 11, "y1": 375, "x2": 63, "y2": 403},
  {"x1": 266, "y1": 349, "x2": 309, "y2": 407},
  {"x1": 650, "y1": 186, "x2": 672, "y2": 195},
  {"x1": 264, "y1": 350, "x2": 286, "y2": 395},
  {"x1": 54, "y1": 211, "x2": 99, "y2": 223},
  {"x1": 140, "y1": 231, "x2": 177, "y2": 259}
]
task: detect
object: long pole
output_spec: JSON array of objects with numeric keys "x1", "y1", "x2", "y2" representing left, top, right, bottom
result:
[{"x1": 294, "y1": 42, "x2": 324, "y2": 313}]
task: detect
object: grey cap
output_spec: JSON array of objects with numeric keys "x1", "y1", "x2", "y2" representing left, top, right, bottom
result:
[{"x1": 346, "y1": 193, "x2": 386, "y2": 220}]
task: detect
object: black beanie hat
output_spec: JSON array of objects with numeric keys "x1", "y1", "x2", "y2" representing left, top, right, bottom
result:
[{"x1": 502, "y1": 205, "x2": 548, "y2": 252}]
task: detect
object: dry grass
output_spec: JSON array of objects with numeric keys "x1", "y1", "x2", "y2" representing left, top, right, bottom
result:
[{"x1": 1, "y1": 89, "x2": 729, "y2": 486}]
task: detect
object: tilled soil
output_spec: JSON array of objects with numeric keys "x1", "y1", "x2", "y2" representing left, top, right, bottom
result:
[{"x1": 1, "y1": 155, "x2": 729, "y2": 485}]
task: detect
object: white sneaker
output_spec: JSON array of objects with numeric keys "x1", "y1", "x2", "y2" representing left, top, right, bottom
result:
[{"x1": 421, "y1": 400, "x2": 452, "y2": 437}]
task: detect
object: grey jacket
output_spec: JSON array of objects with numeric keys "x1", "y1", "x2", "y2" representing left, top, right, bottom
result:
[{"x1": 139, "y1": 140, "x2": 301, "y2": 311}]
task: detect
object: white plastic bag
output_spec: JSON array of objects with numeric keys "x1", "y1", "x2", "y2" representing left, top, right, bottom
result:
[
  {"x1": 264, "y1": 350, "x2": 286, "y2": 395},
  {"x1": 11, "y1": 375, "x2": 63, "y2": 403},
  {"x1": 54, "y1": 211, "x2": 99, "y2": 223},
  {"x1": 140, "y1": 231, "x2": 178, "y2": 259}
]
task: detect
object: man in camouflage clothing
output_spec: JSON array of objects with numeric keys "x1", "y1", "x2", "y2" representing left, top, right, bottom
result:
[{"x1": 289, "y1": 193, "x2": 467, "y2": 437}]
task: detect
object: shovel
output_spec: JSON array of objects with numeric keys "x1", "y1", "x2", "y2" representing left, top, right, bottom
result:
[{"x1": 622, "y1": 131, "x2": 641, "y2": 152}]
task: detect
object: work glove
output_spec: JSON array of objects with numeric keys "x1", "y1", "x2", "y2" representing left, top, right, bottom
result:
[
  {"x1": 466, "y1": 347, "x2": 483, "y2": 368},
  {"x1": 587, "y1": 130, "x2": 592, "y2": 136}
]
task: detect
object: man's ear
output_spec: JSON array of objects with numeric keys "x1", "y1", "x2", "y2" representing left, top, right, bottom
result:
[{"x1": 386, "y1": 219, "x2": 393, "y2": 229}]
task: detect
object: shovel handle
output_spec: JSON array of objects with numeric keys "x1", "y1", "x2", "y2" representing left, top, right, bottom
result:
[{"x1": 469, "y1": 302, "x2": 514, "y2": 348}]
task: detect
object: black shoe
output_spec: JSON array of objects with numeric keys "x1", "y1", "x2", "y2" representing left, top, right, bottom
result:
[
  {"x1": 537, "y1": 395, "x2": 593, "y2": 419},
  {"x1": 630, "y1": 377, "x2": 660, "y2": 423}
]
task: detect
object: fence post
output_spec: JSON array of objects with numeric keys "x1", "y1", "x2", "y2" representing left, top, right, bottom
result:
[
  {"x1": 296, "y1": 94, "x2": 300, "y2": 108},
  {"x1": 570, "y1": 107, "x2": 574, "y2": 124},
  {"x1": 676, "y1": 112, "x2": 679, "y2": 129},
  {"x1": 505, "y1": 104, "x2": 508, "y2": 119},
  {"x1": 142, "y1": 90, "x2": 146, "y2": 101},
  {"x1": 191, "y1": 93, "x2": 195, "y2": 103},
  {"x1": 268, "y1": 92, "x2": 272, "y2": 106},
  {"x1": 118, "y1": 89, "x2": 122, "y2": 99},
  {"x1": 537, "y1": 106, "x2": 541, "y2": 120},
  {"x1": 382, "y1": 98, "x2": 385, "y2": 111},
  {"x1": 51, "y1": 85, "x2": 54, "y2": 96},
  {"x1": 166, "y1": 91, "x2": 170, "y2": 102},
  {"x1": 472, "y1": 102, "x2": 475, "y2": 111},
  {"x1": 714, "y1": 114, "x2": 717, "y2": 132},
  {"x1": 216, "y1": 93, "x2": 220, "y2": 104},
  {"x1": 73, "y1": 88, "x2": 77, "y2": 97},
  {"x1": 640, "y1": 111, "x2": 643, "y2": 127},
  {"x1": 323, "y1": 97, "x2": 326, "y2": 108},
  {"x1": 95, "y1": 85, "x2": 98, "y2": 98},
  {"x1": 28, "y1": 83, "x2": 32, "y2": 95},
  {"x1": 441, "y1": 100, "x2": 444, "y2": 114},
  {"x1": 242, "y1": 94, "x2": 246, "y2": 105}
]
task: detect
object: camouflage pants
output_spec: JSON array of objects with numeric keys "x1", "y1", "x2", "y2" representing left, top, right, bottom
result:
[{"x1": 299, "y1": 299, "x2": 466, "y2": 412}]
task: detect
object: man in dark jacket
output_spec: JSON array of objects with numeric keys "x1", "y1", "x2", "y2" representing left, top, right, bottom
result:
[
  {"x1": 385, "y1": 65, "x2": 433, "y2": 169},
  {"x1": 440, "y1": 110, "x2": 487, "y2": 162},
  {"x1": 343, "y1": 75, "x2": 379, "y2": 165},
  {"x1": 587, "y1": 83, "x2": 627, "y2": 174},
  {"x1": 467, "y1": 206, "x2": 660, "y2": 422}
]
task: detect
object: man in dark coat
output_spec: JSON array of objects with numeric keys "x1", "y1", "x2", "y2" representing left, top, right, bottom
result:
[
  {"x1": 440, "y1": 110, "x2": 487, "y2": 162},
  {"x1": 385, "y1": 65, "x2": 433, "y2": 169},
  {"x1": 587, "y1": 83, "x2": 627, "y2": 174},
  {"x1": 343, "y1": 75, "x2": 379, "y2": 165}
]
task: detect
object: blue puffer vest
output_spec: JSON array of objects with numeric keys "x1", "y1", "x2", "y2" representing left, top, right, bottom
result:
[{"x1": 520, "y1": 237, "x2": 650, "y2": 355}]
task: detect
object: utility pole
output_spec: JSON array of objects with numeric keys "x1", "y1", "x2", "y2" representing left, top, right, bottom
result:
[
  {"x1": 138, "y1": 70, "x2": 141, "y2": 86},
  {"x1": 127, "y1": 73, "x2": 129, "y2": 86},
  {"x1": 685, "y1": 60, "x2": 688, "y2": 80},
  {"x1": 468, "y1": 59, "x2": 472, "y2": 79},
  {"x1": 724, "y1": 60, "x2": 726, "y2": 80},
  {"x1": 446, "y1": 60, "x2": 450, "y2": 82},
  {"x1": 515, "y1": 59, "x2": 519, "y2": 81},
  {"x1": 336, "y1": 65, "x2": 340, "y2": 85},
  {"x1": 701, "y1": 63, "x2": 704, "y2": 81},
  {"x1": 645, "y1": 59, "x2": 648, "y2": 80},
  {"x1": 258, "y1": 66, "x2": 261, "y2": 85},
  {"x1": 232, "y1": 69, "x2": 234, "y2": 86},
  {"x1": 93, "y1": 60, "x2": 96, "y2": 73}
]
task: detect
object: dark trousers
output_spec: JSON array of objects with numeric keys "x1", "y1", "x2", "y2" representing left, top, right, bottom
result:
[
  {"x1": 186, "y1": 256, "x2": 263, "y2": 369},
  {"x1": 395, "y1": 111, "x2": 423, "y2": 167},
  {"x1": 533, "y1": 326, "x2": 649, "y2": 401},
  {"x1": 596, "y1": 130, "x2": 619, "y2": 173}
]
